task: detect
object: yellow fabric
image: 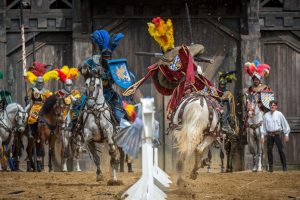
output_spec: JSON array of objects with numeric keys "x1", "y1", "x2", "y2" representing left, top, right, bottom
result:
[
  {"x1": 148, "y1": 17, "x2": 174, "y2": 52},
  {"x1": 222, "y1": 91, "x2": 239, "y2": 133},
  {"x1": 28, "y1": 90, "x2": 53, "y2": 124},
  {"x1": 62, "y1": 90, "x2": 81, "y2": 120}
]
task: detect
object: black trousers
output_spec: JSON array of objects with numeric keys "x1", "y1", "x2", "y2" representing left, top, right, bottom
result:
[{"x1": 267, "y1": 134, "x2": 287, "y2": 169}]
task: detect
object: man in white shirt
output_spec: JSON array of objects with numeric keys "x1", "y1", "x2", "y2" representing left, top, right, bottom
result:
[{"x1": 261, "y1": 100, "x2": 290, "y2": 172}]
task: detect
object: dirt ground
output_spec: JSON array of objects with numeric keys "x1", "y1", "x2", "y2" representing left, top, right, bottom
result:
[{"x1": 0, "y1": 170, "x2": 299, "y2": 200}]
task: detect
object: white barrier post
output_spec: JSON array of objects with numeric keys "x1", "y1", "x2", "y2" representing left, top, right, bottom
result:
[{"x1": 122, "y1": 98, "x2": 168, "y2": 200}]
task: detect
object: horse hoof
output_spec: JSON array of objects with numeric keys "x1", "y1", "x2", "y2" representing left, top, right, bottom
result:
[
  {"x1": 190, "y1": 171, "x2": 199, "y2": 180},
  {"x1": 107, "y1": 179, "x2": 123, "y2": 186},
  {"x1": 75, "y1": 168, "x2": 82, "y2": 172},
  {"x1": 176, "y1": 178, "x2": 188, "y2": 188},
  {"x1": 96, "y1": 174, "x2": 104, "y2": 182}
]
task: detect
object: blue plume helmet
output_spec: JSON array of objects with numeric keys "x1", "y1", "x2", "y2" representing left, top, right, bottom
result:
[{"x1": 91, "y1": 29, "x2": 124, "y2": 52}]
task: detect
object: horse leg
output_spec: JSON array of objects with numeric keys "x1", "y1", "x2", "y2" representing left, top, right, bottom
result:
[
  {"x1": 176, "y1": 153, "x2": 187, "y2": 187},
  {"x1": 206, "y1": 147, "x2": 212, "y2": 172},
  {"x1": 257, "y1": 134, "x2": 263, "y2": 172},
  {"x1": 74, "y1": 145, "x2": 82, "y2": 172},
  {"x1": 220, "y1": 148, "x2": 225, "y2": 173},
  {"x1": 118, "y1": 147, "x2": 125, "y2": 172},
  {"x1": 247, "y1": 129, "x2": 258, "y2": 172},
  {"x1": 191, "y1": 136, "x2": 215, "y2": 179},
  {"x1": 107, "y1": 143, "x2": 122, "y2": 185},
  {"x1": 26, "y1": 136, "x2": 35, "y2": 172},
  {"x1": 0, "y1": 139, "x2": 3, "y2": 171},
  {"x1": 88, "y1": 140, "x2": 102, "y2": 181},
  {"x1": 62, "y1": 130, "x2": 69, "y2": 172},
  {"x1": 225, "y1": 141, "x2": 233, "y2": 172},
  {"x1": 48, "y1": 134, "x2": 56, "y2": 172}
]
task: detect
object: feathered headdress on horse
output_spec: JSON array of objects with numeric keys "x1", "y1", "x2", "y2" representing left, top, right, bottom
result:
[
  {"x1": 147, "y1": 17, "x2": 175, "y2": 53},
  {"x1": 244, "y1": 59, "x2": 270, "y2": 80},
  {"x1": 55, "y1": 66, "x2": 79, "y2": 83},
  {"x1": 26, "y1": 61, "x2": 59, "y2": 84}
]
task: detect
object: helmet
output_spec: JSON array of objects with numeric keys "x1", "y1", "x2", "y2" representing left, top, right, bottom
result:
[
  {"x1": 252, "y1": 72, "x2": 262, "y2": 81},
  {"x1": 101, "y1": 49, "x2": 112, "y2": 60},
  {"x1": 35, "y1": 76, "x2": 44, "y2": 90},
  {"x1": 64, "y1": 79, "x2": 73, "y2": 93}
]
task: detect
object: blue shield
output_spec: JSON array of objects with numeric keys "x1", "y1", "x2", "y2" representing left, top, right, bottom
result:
[
  {"x1": 261, "y1": 92, "x2": 274, "y2": 109},
  {"x1": 107, "y1": 58, "x2": 133, "y2": 89}
]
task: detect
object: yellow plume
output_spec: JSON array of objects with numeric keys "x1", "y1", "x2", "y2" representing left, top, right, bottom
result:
[
  {"x1": 26, "y1": 71, "x2": 37, "y2": 84},
  {"x1": 67, "y1": 68, "x2": 79, "y2": 79},
  {"x1": 61, "y1": 65, "x2": 70, "y2": 75},
  {"x1": 42, "y1": 70, "x2": 59, "y2": 82},
  {"x1": 148, "y1": 17, "x2": 174, "y2": 52}
]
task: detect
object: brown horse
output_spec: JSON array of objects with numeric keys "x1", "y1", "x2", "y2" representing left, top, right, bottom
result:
[{"x1": 26, "y1": 95, "x2": 65, "y2": 172}]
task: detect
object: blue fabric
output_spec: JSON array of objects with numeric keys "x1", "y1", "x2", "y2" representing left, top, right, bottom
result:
[{"x1": 72, "y1": 95, "x2": 86, "y2": 115}]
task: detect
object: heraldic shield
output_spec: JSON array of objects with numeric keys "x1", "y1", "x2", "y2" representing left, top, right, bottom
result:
[
  {"x1": 107, "y1": 58, "x2": 133, "y2": 89},
  {"x1": 261, "y1": 92, "x2": 274, "y2": 109}
]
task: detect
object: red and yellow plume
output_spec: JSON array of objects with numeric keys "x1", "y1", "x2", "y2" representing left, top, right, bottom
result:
[
  {"x1": 26, "y1": 61, "x2": 59, "y2": 84},
  {"x1": 244, "y1": 60, "x2": 270, "y2": 78},
  {"x1": 123, "y1": 101, "x2": 136, "y2": 122},
  {"x1": 55, "y1": 66, "x2": 79, "y2": 83},
  {"x1": 147, "y1": 17, "x2": 174, "y2": 52}
]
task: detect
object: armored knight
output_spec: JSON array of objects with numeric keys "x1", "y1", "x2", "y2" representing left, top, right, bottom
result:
[
  {"x1": 56, "y1": 76, "x2": 81, "y2": 128},
  {"x1": 243, "y1": 60, "x2": 273, "y2": 112},
  {"x1": 217, "y1": 71, "x2": 238, "y2": 133},
  {"x1": 79, "y1": 29, "x2": 136, "y2": 123}
]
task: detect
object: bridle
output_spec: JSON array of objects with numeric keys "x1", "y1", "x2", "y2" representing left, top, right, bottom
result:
[{"x1": 0, "y1": 105, "x2": 27, "y2": 134}]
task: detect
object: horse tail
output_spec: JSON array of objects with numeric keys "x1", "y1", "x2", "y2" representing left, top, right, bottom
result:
[{"x1": 173, "y1": 99, "x2": 208, "y2": 156}]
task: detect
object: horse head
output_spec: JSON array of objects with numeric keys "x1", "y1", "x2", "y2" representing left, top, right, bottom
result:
[
  {"x1": 85, "y1": 76, "x2": 104, "y2": 108},
  {"x1": 246, "y1": 94, "x2": 261, "y2": 118},
  {"x1": 5, "y1": 103, "x2": 27, "y2": 133}
]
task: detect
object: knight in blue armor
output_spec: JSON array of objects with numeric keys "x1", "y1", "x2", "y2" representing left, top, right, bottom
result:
[
  {"x1": 79, "y1": 29, "x2": 135, "y2": 124},
  {"x1": 79, "y1": 29, "x2": 136, "y2": 172}
]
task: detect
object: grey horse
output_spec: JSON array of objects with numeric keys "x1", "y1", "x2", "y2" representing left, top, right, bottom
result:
[
  {"x1": 82, "y1": 76, "x2": 121, "y2": 184},
  {"x1": 0, "y1": 103, "x2": 27, "y2": 170},
  {"x1": 245, "y1": 94, "x2": 264, "y2": 172}
]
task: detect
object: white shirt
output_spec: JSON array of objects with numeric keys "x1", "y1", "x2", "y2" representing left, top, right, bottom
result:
[{"x1": 261, "y1": 110, "x2": 290, "y2": 137}]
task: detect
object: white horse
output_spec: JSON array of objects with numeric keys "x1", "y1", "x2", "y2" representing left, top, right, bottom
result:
[
  {"x1": 0, "y1": 103, "x2": 27, "y2": 170},
  {"x1": 61, "y1": 110, "x2": 83, "y2": 172},
  {"x1": 82, "y1": 76, "x2": 120, "y2": 184},
  {"x1": 245, "y1": 93, "x2": 264, "y2": 172},
  {"x1": 171, "y1": 93, "x2": 220, "y2": 186}
]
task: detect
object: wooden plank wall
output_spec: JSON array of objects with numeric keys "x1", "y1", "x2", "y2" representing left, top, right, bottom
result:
[{"x1": 262, "y1": 32, "x2": 300, "y2": 168}]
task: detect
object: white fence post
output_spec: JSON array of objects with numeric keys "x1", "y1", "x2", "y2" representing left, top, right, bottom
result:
[{"x1": 122, "y1": 98, "x2": 170, "y2": 200}]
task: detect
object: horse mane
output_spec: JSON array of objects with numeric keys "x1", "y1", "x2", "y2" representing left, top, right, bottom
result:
[
  {"x1": 6, "y1": 103, "x2": 24, "y2": 113},
  {"x1": 40, "y1": 94, "x2": 57, "y2": 115}
]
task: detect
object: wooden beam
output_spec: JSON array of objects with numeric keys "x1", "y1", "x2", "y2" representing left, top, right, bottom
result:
[
  {"x1": 62, "y1": 0, "x2": 72, "y2": 8},
  {"x1": 260, "y1": 0, "x2": 270, "y2": 7},
  {"x1": 206, "y1": 18, "x2": 240, "y2": 41},
  {"x1": 6, "y1": 0, "x2": 20, "y2": 10},
  {"x1": 7, "y1": 32, "x2": 40, "y2": 56}
]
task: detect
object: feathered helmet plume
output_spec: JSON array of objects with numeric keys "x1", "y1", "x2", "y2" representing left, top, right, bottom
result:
[
  {"x1": 55, "y1": 66, "x2": 79, "y2": 83},
  {"x1": 26, "y1": 61, "x2": 59, "y2": 84},
  {"x1": 219, "y1": 70, "x2": 237, "y2": 84},
  {"x1": 90, "y1": 29, "x2": 124, "y2": 54},
  {"x1": 244, "y1": 59, "x2": 270, "y2": 80},
  {"x1": 147, "y1": 17, "x2": 175, "y2": 52}
]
